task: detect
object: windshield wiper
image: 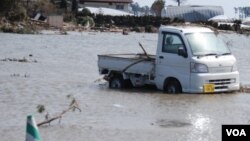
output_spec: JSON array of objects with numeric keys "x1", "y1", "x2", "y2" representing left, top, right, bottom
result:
[
  {"x1": 216, "y1": 53, "x2": 231, "y2": 57},
  {"x1": 204, "y1": 53, "x2": 217, "y2": 56},
  {"x1": 221, "y1": 53, "x2": 231, "y2": 55}
]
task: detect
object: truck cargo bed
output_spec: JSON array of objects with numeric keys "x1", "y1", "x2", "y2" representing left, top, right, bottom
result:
[{"x1": 98, "y1": 54, "x2": 155, "y2": 75}]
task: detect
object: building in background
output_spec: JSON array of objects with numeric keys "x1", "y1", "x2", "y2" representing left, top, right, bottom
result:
[
  {"x1": 79, "y1": 0, "x2": 132, "y2": 12},
  {"x1": 162, "y1": 5, "x2": 224, "y2": 22}
]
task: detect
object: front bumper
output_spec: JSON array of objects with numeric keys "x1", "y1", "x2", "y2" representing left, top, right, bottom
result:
[{"x1": 189, "y1": 71, "x2": 240, "y2": 93}]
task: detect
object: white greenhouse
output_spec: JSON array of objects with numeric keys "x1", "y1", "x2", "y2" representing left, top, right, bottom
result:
[{"x1": 161, "y1": 5, "x2": 224, "y2": 22}]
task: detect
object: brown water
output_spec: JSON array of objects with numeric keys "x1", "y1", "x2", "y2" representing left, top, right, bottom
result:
[{"x1": 0, "y1": 31, "x2": 250, "y2": 141}]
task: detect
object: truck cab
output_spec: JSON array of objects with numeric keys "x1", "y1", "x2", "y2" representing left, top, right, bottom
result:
[{"x1": 155, "y1": 26, "x2": 239, "y2": 93}]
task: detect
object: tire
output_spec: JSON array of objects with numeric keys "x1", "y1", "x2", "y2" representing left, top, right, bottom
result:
[
  {"x1": 109, "y1": 75, "x2": 125, "y2": 89},
  {"x1": 164, "y1": 80, "x2": 182, "y2": 94}
]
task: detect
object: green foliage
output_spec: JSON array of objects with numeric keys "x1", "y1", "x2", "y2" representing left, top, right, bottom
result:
[
  {"x1": 0, "y1": 0, "x2": 17, "y2": 15},
  {"x1": 0, "y1": 25, "x2": 36, "y2": 34},
  {"x1": 77, "y1": 16, "x2": 95, "y2": 27},
  {"x1": 145, "y1": 25, "x2": 154, "y2": 33},
  {"x1": 71, "y1": 0, "x2": 78, "y2": 14},
  {"x1": 218, "y1": 24, "x2": 234, "y2": 31},
  {"x1": 78, "y1": 8, "x2": 92, "y2": 17},
  {"x1": 0, "y1": 0, "x2": 27, "y2": 21},
  {"x1": 6, "y1": 6, "x2": 27, "y2": 21},
  {"x1": 32, "y1": 0, "x2": 56, "y2": 15},
  {"x1": 172, "y1": 17, "x2": 185, "y2": 23},
  {"x1": 63, "y1": 13, "x2": 75, "y2": 22},
  {"x1": 92, "y1": 15, "x2": 171, "y2": 28},
  {"x1": 0, "y1": 25, "x2": 15, "y2": 33},
  {"x1": 234, "y1": 20, "x2": 242, "y2": 25},
  {"x1": 151, "y1": 0, "x2": 165, "y2": 17},
  {"x1": 37, "y1": 105, "x2": 45, "y2": 113},
  {"x1": 60, "y1": 0, "x2": 67, "y2": 9}
]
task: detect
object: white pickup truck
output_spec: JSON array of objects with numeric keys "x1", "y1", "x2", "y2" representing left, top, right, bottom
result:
[{"x1": 98, "y1": 26, "x2": 240, "y2": 93}]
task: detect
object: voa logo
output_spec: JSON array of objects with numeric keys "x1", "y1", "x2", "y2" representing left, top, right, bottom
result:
[{"x1": 226, "y1": 129, "x2": 246, "y2": 136}]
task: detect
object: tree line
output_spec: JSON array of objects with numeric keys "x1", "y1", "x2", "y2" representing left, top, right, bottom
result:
[
  {"x1": 234, "y1": 7, "x2": 250, "y2": 19},
  {"x1": 132, "y1": 0, "x2": 187, "y2": 17}
]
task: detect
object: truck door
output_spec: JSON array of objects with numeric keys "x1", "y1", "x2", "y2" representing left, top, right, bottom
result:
[{"x1": 155, "y1": 32, "x2": 190, "y2": 92}]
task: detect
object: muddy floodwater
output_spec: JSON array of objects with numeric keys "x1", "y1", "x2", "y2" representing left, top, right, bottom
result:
[{"x1": 0, "y1": 31, "x2": 250, "y2": 141}]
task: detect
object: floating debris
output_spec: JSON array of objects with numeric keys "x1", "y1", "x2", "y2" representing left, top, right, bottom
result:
[
  {"x1": 113, "y1": 104, "x2": 123, "y2": 108},
  {"x1": 240, "y1": 85, "x2": 250, "y2": 93},
  {"x1": 1, "y1": 57, "x2": 37, "y2": 63},
  {"x1": 10, "y1": 74, "x2": 20, "y2": 77},
  {"x1": 10, "y1": 73, "x2": 30, "y2": 78},
  {"x1": 156, "y1": 119, "x2": 192, "y2": 128}
]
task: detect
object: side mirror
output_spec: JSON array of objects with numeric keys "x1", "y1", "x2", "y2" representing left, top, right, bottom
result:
[{"x1": 178, "y1": 47, "x2": 187, "y2": 58}]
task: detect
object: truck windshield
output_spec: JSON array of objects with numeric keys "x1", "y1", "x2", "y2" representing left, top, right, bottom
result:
[{"x1": 185, "y1": 32, "x2": 231, "y2": 56}]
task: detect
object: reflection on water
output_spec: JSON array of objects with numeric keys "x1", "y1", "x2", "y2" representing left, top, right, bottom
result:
[{"x1": 190, "y1": 114, "x2": 211, "y2": 130}]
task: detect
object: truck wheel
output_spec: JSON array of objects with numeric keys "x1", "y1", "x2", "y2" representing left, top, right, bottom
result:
[
  {"x1": 109, "y1": 75, "x2": 125, "y2": 89},
  {"x1": 165, "y1": 80, "x2": 182, "y2": 94}
]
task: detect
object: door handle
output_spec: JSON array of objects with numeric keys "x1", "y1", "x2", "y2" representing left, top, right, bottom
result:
[{"x1": 159, "y1": 56, "x2": 164, "y2": 59}]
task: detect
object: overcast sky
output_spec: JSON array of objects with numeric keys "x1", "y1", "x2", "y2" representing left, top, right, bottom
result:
[{"x1": 133, "y1": 0, "x2": 250, "y2": 18}]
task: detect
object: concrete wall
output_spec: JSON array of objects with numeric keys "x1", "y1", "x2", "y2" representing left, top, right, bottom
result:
[{"x1": 47, "y1": 15, "x2": 63, "y2": 28}]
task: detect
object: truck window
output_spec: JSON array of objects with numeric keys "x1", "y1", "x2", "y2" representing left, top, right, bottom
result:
[{"x1": 162, "y1": 33, "x2": 184, "y2": 54}]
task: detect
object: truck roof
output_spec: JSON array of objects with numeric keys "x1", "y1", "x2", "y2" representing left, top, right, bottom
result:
[{"x1": 160, "y1": 26, "x2": 213, "y2": 34}]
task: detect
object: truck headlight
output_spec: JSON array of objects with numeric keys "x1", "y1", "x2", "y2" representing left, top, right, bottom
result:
[
  {"x1": 231, "y1": 63, "x2": 238, "y2": 72},
  {"x1": 191, "y1": 63, "x2": 208, "y2": 73}
]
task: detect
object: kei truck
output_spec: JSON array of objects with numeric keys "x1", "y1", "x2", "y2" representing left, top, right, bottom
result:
[{"x1": 97, "y1": 26, "x2": 240, "y2": 93}]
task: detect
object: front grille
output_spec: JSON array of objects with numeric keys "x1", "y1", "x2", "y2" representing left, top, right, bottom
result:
[
  {"x1": 215, "y1": 86, "x2": 228, "y2": 89},
  {"x1": 208, "y1": 79, "x2": 235, "y2": 90},
  {"x1": 209, "y1": 67, "x2": 232, "y2": 73}
]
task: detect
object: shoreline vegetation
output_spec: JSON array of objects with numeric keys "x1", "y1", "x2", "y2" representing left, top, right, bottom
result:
[
  {"x1": 1, "y1": 15, "x2": 250, "y2": 35},
  {"x1": 0, "y1": 4, "x2": 249, "y2": 35},
  {"x1": 0, "y1": 0, "x2": 250, "y2": 35}
]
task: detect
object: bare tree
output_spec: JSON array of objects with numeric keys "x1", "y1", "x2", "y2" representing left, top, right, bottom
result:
[
  {"x1": 172, "y1": 0, "x2": 186, "y2": 6},
  {"x1": 130, "y1": 2, "x2": 140, "y2": 15}
]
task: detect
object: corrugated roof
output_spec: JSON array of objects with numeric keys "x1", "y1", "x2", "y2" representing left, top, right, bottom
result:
[
  {"x1": 162, "y1": 6, "x2": 224, "y2": 22},
  {"x1": 79, "y1": 0, "x2": 132, "y2": 3}
]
